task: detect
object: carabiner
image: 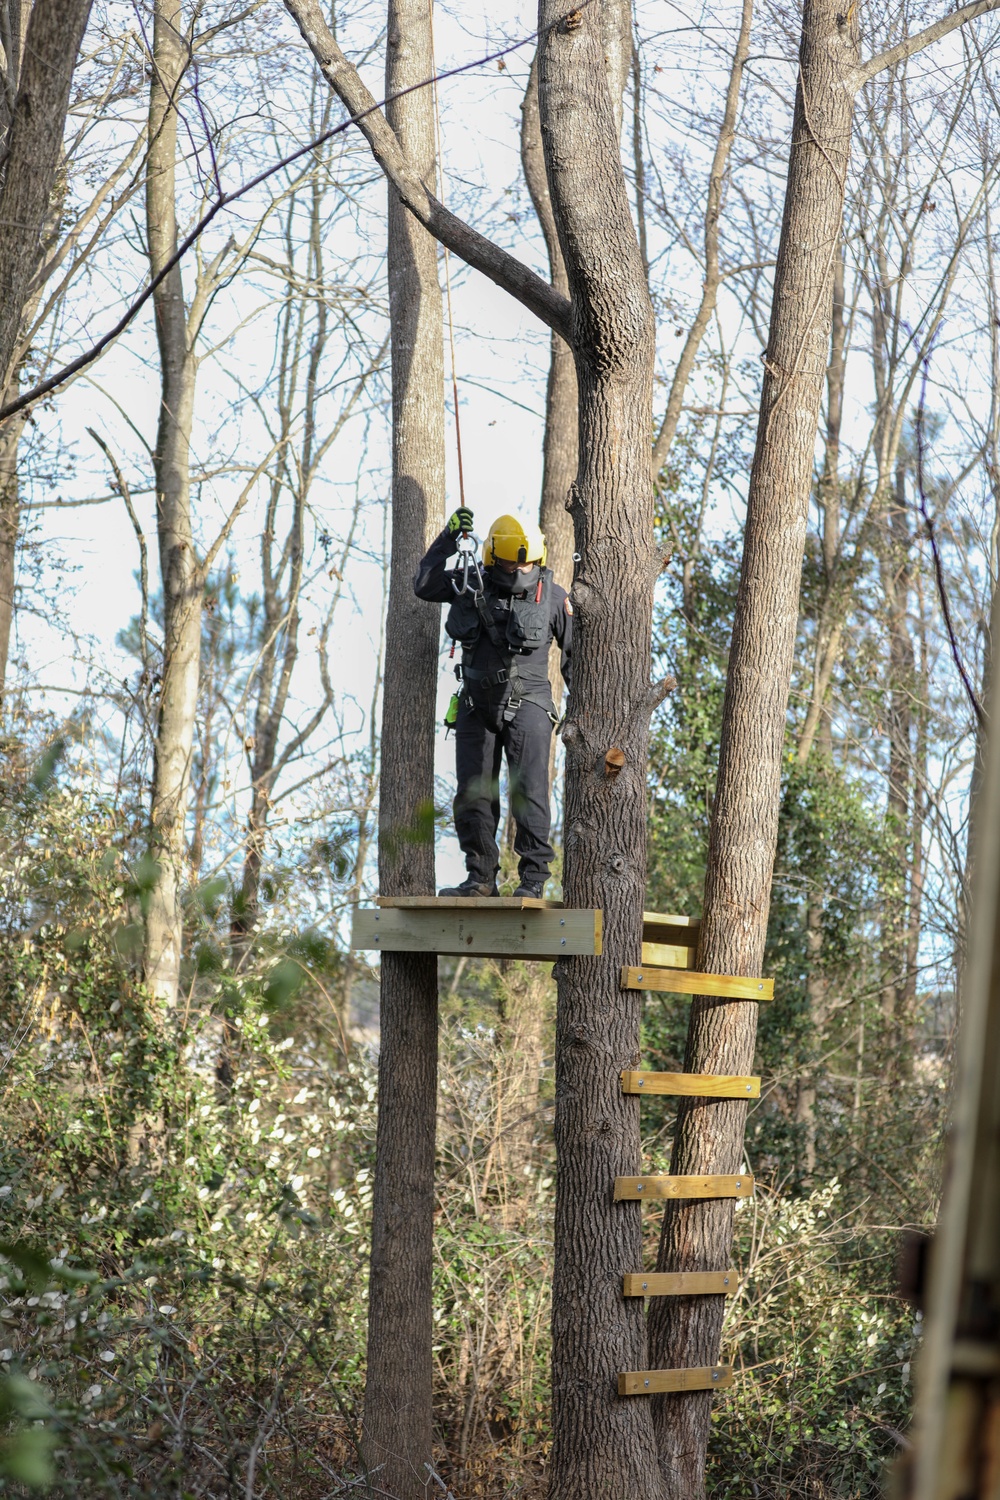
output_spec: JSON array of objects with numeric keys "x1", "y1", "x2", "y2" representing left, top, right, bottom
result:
[{"x1": 451, "y1": 531, "x2": 485, "y2": 598}]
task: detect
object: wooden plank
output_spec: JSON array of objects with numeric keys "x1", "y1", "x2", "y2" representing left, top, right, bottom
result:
[
  {"x1": 353, "y1": 905, "x2": 602, "y2": 959},
  {"x1": 621, "y1": 1070, "x2": 760, "y2": 1098},
  {"x1": 623, "y1": 1271, "x2": 737, "y2": 1296},
  {"x1": 614, "y1": 1173, "x2": 753, "y2": 1201},
  {"x1": 376, "y1": 895, "x2": 560, "y2": 910},
  {"x1": 641, "y1": 941, "x2": 696, "y2": 969},
  {"x1": 642, "y1": 911, "x2": 699, "y2": 929},
  {"x1": 618, "y1": 1365, "x2": 733, "y2": 1396},
  {"x1": 622, "y1": 967, "x2": 773, "y2": 1000}
]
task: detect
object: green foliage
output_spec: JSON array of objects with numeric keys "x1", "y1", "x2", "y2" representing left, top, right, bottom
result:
[{"x1": 709, "y1": 1184, "x2": 916, "y2": 1497}]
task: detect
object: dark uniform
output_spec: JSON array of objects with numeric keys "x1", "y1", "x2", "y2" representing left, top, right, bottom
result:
[{"x1": 414, "y1": 526, "x2": 572, "y2": 893}]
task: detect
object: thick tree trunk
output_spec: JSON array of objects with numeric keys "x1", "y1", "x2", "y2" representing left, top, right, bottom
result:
[
  {"x1": 0, "y1": 0, "x2": 93, "y2": 701},
  {"x1": 537, "y1": 2, "x2": 666, "y2": 1496},
  {"x1": 361, "y1": 0, "x2": 444, "y2": 1492},
  {"x1": 143, "y1": 0, "x2": 202, "y2": 1008},
  {"x1": 0, "y1": 0, "x2": 93, "y2": 386},
  {"x1": 648, "y1": 5, "x2": 859, "y2": 1495}
]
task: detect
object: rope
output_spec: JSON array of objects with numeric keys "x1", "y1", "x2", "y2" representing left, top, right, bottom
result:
[{"x1": 428, "y1": 0, "x2": 467, "y2": 507}]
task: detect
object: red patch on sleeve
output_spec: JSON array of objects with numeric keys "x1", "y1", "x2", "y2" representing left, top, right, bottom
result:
[{"x1": 564, "y1": 596, "x2": 573, "y2": 614}]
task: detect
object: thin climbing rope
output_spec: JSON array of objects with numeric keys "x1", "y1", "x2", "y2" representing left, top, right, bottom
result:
[{"x1": 428, "y1": 0, "x2": 467, "y2": 508}]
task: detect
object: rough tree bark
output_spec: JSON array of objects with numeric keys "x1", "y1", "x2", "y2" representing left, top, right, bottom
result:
[
  {"x1": 143, "y1": 0, "x2": 202, "y2": 1007},
  {"x1": 647, "y1": 2, "x2": 1000, "y2": 1493},
  {"x1": 536, "y1": 1, "x2": 670, "y2": 1495},
  {"x1": 0, "y1": 0, "x2": 95, "y2": 699},
  {"x1": 0, "y1": 0, "x2": 94, "y2": 386},
  {"x1": 361, "y1": 0, "x2": 444, "y2": 1491}
]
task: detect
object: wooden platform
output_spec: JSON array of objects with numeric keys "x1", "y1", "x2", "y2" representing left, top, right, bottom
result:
[
  {"x1": 352, "y1": 897, "x2": 602, "y2": 960},
  {"x1": 376, "y1": 895, "x2": 560, "y2": 910}
]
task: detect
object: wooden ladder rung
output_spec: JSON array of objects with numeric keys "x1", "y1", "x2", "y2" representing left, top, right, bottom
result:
[
  {"x1": 614, "y1": 1174, "x2": 753, "y2": 1201},
  {"x1": 619, "y1": 1365, "x2": 734, "y2": 1395},
  {"x1": 623, "y1": 1271, "x2": 737, "y2": 1296},
  {"x1": 621, "y1": 1070, "x2": 759, "y2": 1098},
  {"x1": 622, "y1": 967, "x2": 773, "y2": 1000}
]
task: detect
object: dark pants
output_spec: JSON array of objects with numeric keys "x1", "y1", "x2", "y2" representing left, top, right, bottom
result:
[{"x1": 453, "y1": 697, "x2": 554, "y2": 884}]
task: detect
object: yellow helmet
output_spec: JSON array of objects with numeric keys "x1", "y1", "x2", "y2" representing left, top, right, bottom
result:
[{"x1": 483, "y1": 514, "x2": 547, "y2": 568}]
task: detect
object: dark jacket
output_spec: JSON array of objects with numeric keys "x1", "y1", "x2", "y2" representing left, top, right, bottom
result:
[{"x1": 413, "y1": 527, "x2": 572, "y2": 708}]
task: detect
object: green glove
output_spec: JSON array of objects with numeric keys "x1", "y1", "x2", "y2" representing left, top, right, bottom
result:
[{"x1": 447, "y1": 507, "x2": 474, "y2": 536}]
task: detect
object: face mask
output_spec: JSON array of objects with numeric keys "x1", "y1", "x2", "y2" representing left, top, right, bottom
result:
[{"x1": 492, "y1": 563, "x2": 540, "y2": 594}]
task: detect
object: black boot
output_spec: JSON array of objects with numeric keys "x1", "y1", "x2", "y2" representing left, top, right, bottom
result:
[
  {"x1": 438, "y1": 874, "x2": 499, "y2": 898},
  {"x1": 513, "y1": 877, "x2": 545, "y2": 899}
]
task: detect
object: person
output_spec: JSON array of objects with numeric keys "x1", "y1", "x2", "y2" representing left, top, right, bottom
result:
[{"x1": 413, "y1": 507, "x2": 572, "y2": 899}]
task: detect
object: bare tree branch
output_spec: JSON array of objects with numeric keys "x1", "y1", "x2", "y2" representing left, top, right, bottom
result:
[
  {"x1": 0, "y1": 19, "x2": 572, "y2": 424},
  {"x1": 87, "y1": 427, "x2": 150, "y2": 674},
  {"x1": 282, "y1": 0, "x2": 573, "y2": 340},
  {"x1": 651, "y1": 0, "x2": 753, "y2": 478},
  {"x1": 850, "y1": 0, "x2": 1000, "y2": 90}
]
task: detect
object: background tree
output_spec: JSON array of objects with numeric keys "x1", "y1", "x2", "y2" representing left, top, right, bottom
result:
[{"x1": 361, "y1": 0, "x2": 445, "y2": 1491}]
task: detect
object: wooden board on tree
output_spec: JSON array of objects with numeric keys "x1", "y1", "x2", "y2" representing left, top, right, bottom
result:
[
  {"x1": 623, "y1": 1271, "x2": 738, "y2": 1296},
  {"x1": 621, "y1": 1070, "x2": 760, "y2": 1098},
  {"x1": 642, "y1": 910, "x2": 701, "y2": 945},
  {"x1": 618, "y1": 1365, "x2": 734, "y2": 1396},
  {"x1": 614, "y1": 1174, "x2": 753, "y2": 1201},
  {"x1": 376, "y1": 895, "x2": 562, "y2": 910},
  {"x1": 352, "y1": 904, "x2": 603, "y2": 959},
  {"x1": 621, "y1": 967, "x2": 773, "y2": 1000},
  {"x1": 640, "y1": 940, "x2": 696, "y2": 968}
]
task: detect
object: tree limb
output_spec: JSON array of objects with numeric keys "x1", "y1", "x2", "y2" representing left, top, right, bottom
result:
[
  {"x1": 650, "y1": 0, "x2": 753, "y2": 479},
  {"x1": 849, "y1": 0, "x2": 1000, "y2": 90},
  {"x1": 282, "y1": 0, "x2": 573, "y2": 341}
]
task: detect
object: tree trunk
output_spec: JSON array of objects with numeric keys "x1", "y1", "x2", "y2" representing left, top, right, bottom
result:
[
  {"x1": 537, "y1": 1, "x2": 666, "y2": 1496},
  {"x1": 361, "y1": 0, "x2": 444, "y2": 1491},
  {"x1": 648, "y1": 5, "x2": 860, "y2": 1494},
  {"x1": 0, "y1": 401, "x2": 28, "y2": 702},
  {"x1": 0, "y1": 0, "x2": 93, "y2": 386},
  {"x1": 520, "y1": 60, "x2": 576, "y2": 602},
  {"x1": 793, "y1": 242, "x2": 847, "y2": 1168},
  {"x1": 493, "y1": 961, "x2": 551, "y2": 1223},
  {"x1": 143, "y1": 0, "x2": 202, "y2": 1008},
  {"x1": 797, "y1": 242, "x2": 847, "y2": 765},
  {"x1": 880, "y1": 457, "x2": 914, "y2": 1035},
  {"x1": 0, "y1": 0, "x2": 93, "y2": 700}
]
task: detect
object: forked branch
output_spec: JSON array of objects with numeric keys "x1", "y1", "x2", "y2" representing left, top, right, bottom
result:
[
  {"x1": 282, "y1": 0, "x2": 573, "y2": 341},
  {"x1": 848, "y1": 0, "x2": 1000, "y2": 90}
]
